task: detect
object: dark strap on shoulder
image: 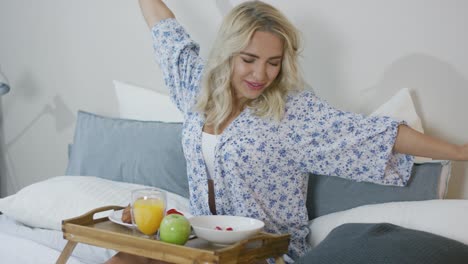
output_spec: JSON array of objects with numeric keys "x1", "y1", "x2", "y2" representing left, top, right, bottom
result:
[{"x1": 208, "y1": 179, "x2": 217, "y2": 215}]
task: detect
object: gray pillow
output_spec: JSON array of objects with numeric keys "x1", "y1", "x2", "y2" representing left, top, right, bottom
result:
[
  {"x1": 66, "y1": 111, "x2": 189, "y2": 198},
  {"x1": 296, "y1": 223, "x2": 468, "y2": 264},
  {"x1": 306, "y1": 162, "x2": 447, "y2": 219},
  {"x1": 66, "y1": 111, "x2": 449, "y2": 219}
]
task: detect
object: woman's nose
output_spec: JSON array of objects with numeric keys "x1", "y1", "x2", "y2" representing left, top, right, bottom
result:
[{"x1": 252, "y1": 64, "x2": 267, "y2": 82}]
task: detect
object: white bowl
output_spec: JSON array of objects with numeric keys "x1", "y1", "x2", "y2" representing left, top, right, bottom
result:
[{"x1": 189, "y1": 215, "x2": 264, "y2": 245}]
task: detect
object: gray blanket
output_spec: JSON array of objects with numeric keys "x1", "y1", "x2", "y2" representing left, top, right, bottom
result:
[{"x1": 296, "y1": 223, "x2": 468, "y2": 264}]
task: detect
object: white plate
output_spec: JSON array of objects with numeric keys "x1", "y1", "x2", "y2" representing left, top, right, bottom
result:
[
  {"x1": 108, "y1": 209, "x2": 193, "y2": 228},
  {"x1": 108, "y1": 209, "x2": 135, "y2": 228}
]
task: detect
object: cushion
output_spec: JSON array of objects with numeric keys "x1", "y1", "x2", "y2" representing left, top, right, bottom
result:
[
  {"x1": 306, "y1": 161, "x2": 451, "y2": 219},
  {"x1": 113, "y1": 80, "x2": 184, "y2": 122},
  {"x1": 307, "y1": 199, "x2": 468, "y2": 248},
  {"x1": 66, "y1": 111, "x2": 189, "y2": 198},
  {"x1": 0, "y1": 176, "x2": 190, "y2": 231},
  {"x1": 370, "y1": 88, "x2": 431, "y2": 163},
  {"x1": 299, "y1": 222, "x2": 468, "y2": 264}
]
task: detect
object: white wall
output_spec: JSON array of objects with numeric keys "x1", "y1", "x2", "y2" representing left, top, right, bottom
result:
[{"x1": 0, "y1": 0, "x2": 467, "y2": 198}]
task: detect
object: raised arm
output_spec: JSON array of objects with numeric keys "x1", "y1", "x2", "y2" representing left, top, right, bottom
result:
[
  {"x1": 394, "y1": 125, "x2": 468, "y2": 161},
  {"x1": 140, "y1": 0, "x2": 205, "y2": 115},
  {"x1": 138, "y1": 0, "x2": 175, "y2": 28}
]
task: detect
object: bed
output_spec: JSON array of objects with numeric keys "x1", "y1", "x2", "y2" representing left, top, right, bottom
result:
[
  {"x1": 1, "y1": 81, "x2": 467, "y2": 263},
  {"x1": 0, "y1": 212, "x2": 113, "y2": 264}
]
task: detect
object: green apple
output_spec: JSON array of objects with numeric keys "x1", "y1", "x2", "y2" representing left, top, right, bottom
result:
[{"x1": 159, "y1": 214, "x2": 191, "y2": 245}]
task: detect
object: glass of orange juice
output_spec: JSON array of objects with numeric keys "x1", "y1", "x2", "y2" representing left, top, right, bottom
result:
[{"x1": 131, "y1": 188, "x2": 166, "y2": 237}]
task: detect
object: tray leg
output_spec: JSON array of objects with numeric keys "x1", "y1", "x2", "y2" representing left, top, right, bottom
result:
[
  {"x1": 56, "y1": 241, "x2": 78, "y2": 264},
  {"x1": 274, "y1": 257, "x2": 285, "y2": 264}
]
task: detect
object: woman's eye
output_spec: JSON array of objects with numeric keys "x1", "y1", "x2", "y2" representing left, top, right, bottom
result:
[
  {"x1": 242, "y1": 58, "x2": 255, "y2": 63},
  {"x1": 269, "y1": 62, "x2": 280, "y2": 67}
]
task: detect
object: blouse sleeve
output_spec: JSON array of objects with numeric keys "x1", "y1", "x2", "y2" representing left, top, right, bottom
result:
[
  {"x1": 285, "y1": 91, "x2": 414, "y2": 186},
  {"x1": 151, "y1": 18, "x2": 205, "y2": 114}
]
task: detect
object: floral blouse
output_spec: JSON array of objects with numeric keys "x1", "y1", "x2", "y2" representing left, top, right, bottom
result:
[{"x1": 151, "y1": 18, "x2": 414, "y2": 261}]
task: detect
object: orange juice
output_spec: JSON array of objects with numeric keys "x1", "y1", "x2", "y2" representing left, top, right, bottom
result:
[{"x1": 133, "y1": 198, "x2": 165, "y2": 235}]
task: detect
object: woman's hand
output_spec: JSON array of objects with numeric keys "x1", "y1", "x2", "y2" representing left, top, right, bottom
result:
[
  {"x1": 459, "y1": 144, "x2": 468, "y2": 161},
  {"x1": 121, "y1": 205, "x2": 132, "y2": 224},
  {"x1": 139, "y1": 0, "x2": 175, "y2": 29}
]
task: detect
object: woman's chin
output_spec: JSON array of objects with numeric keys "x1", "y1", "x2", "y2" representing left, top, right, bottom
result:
[{"x1": 243, "y1": 89, "x2": 265, "y2": 100}]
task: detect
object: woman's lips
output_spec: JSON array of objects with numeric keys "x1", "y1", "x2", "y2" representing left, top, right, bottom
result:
[{"x1": 245, "y1": 80, "x2": 265, "y2": 91}]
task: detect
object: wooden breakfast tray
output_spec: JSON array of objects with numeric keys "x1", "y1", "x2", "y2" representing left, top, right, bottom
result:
[{"x1": 57, "y1": 205, "x2": 290, "y2": 264}]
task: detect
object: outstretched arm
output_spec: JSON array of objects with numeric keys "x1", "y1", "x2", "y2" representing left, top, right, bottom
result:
[
  {"x1": 139, "y1": 0, "x2": 175, "y2": 29},
  {"x1": 394, "y1": 125, "x2": 468, "y2": 161}
]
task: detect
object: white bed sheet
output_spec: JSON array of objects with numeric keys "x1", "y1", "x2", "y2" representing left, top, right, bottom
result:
[
  {"x1": 0, "y1": 214, "x2": 115, "y2": 264},
  {"x1": 0, "y1": 231, "x2": 86, "y2": 264}
]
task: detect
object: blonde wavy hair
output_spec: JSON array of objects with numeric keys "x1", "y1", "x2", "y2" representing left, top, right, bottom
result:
[{"x1": 196, "y1": 0, "x2": 304, "y2": 133}]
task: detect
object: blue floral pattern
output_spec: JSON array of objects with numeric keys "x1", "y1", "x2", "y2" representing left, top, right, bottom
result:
[{"x1": 152, "y1": 18, "x2": 414, "y2": 261}]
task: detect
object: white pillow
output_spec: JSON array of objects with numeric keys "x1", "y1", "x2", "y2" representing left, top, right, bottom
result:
[
  {"x1": 0, "y1": 176, "x2": 190, "y2": 231},
  {"x1": 371, "y1": 88, "x2": 431, "y2": 163},
  {"x1": 308, "y1": 199, "x2": 468, "y2": 248},
  {"x1": 113, "y1": 80, "x2": 184, "y2": 122}
]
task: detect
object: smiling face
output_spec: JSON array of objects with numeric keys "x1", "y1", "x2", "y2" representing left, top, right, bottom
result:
[{"x1": 230, "y1": 30, "x2": 284, "y2": 103}]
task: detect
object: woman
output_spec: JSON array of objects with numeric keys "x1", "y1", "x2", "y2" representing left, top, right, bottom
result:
[{"x1": 108, "y1": 0, "x2": 468, "y2": 262}]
